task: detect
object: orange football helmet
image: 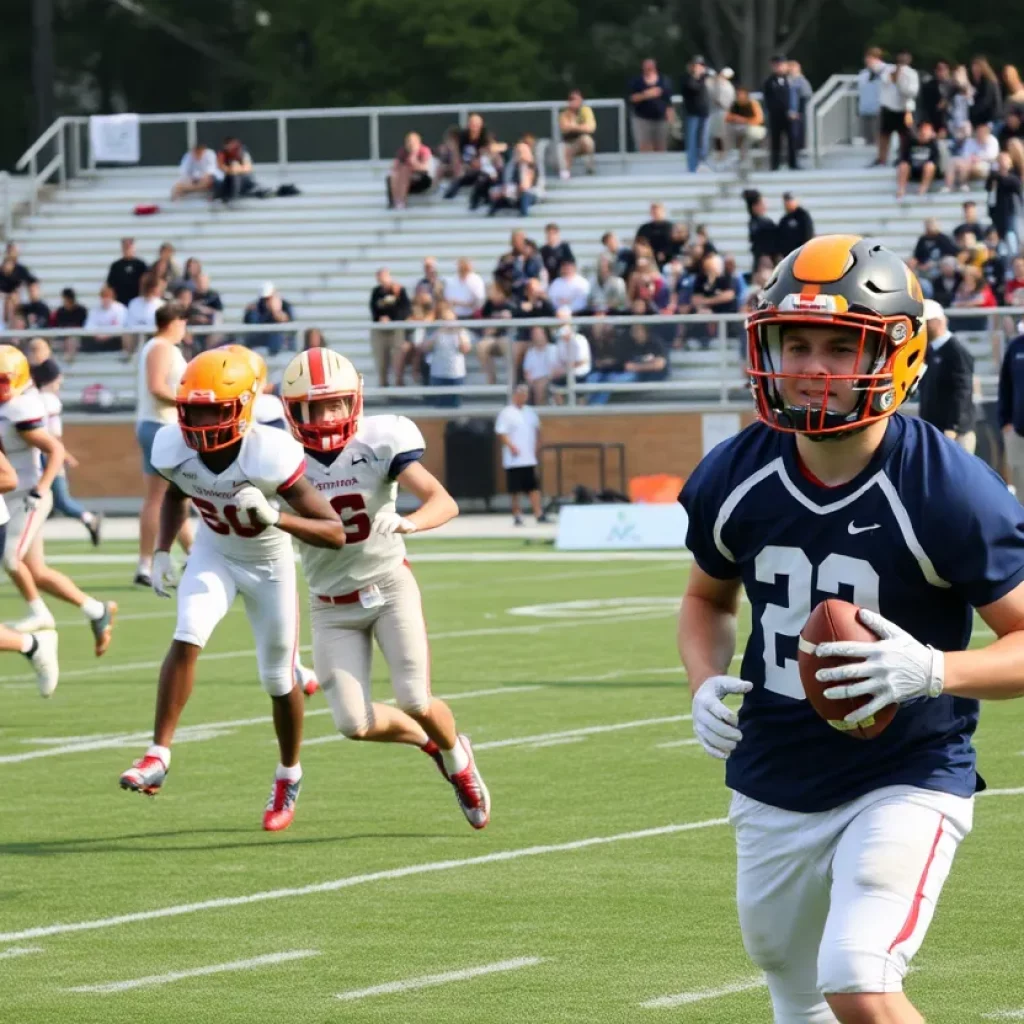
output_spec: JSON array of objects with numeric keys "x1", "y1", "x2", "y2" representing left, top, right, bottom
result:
[
  {"x1": 747, "y1": 235, "x2": 926, "y2": 436},
  {"x1": 0, "y1": 345, "x2": 32, "y2": 403},
  {"x1": 281, "y1": 348, "x2": 363, "y2": 451},
  {"x1": 177, "y1": 345, "x2": 267, "y2": 452}
]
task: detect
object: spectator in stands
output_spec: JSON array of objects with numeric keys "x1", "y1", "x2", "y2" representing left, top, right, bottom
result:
[
  {"x1": 487, "y1": 139, "x2": 538, "y2": 217},
  {"x1": 1000, "y1": 111, "x2": 1024, "y2": 179},
  {"x1": 601, "y1": 231, "x2": 635, "y2": 280},
  {"x1": 135, "y1": 303, "x2": 193, "y2": 586},
  {"x1": 83, "y1": 285, "x2": 127, "y2": 355},
  {"x1": 952, "y1": 265, "x2": 997, "y2": 333},
  {"x1": 986, "y1": 152, "x2": 1022, "y2": 251},
  {"x1": 125, "y1": 271, "x2": 165, "y2": 344},
  {"x1": 551, "y1": 308, "x2": 592, "y2": 399},
  {"x1": 947, "y1": 65, "x2": 974, "y2": 139},
  {"x1": 776, "y1": 193, "x2": 815, "y2": 257},
  {"x1": 444, "y1": 258, "x2": 485, "y2": 322},
  {"x1": 540, "y1": 224, "x2": 575, "y2": 281},
  {"x1": 558, "y1": 89, "x2": 597, "y2": 179},
  {"x1": 415, "y1": 256, "x2": 447, "y2": 303},
  {"x1": 216, "y1": 136, "x2": 257, "y2": 204},
  {"x1": 512, "y1": 279, "x2": 556, "y2": 380},
  {"x1": 0, "y1": 254, "x2": 23, "y2": 299},
  {"x1": 953, "y1": 201, "x2": 986, "y2": 244},
  {"x1": 589, "y1": 254, "x2": 628, "y2": 313},
  {"x1": 707, "y1": 68, "x2": 736, "y2": 165},
  {"x1": 877, "y1": 49, "x2": 919, "y2": 168},
  {"x1": 17, "y1": 278, "x2": 50, "y2": 330},
  {"x1": 981, "y1": 228, "x2": 1008, "y2": 303},
  {"x1": 945, "y1": 123, "x2": 999, "y2": 191},
  {"x1": 522, "y1": 327, "x2": 556, "y2": 405},
  {"x1": 368, "y1": 268, "x2": 410, "y2": 386},
  {"x1": 918, "y1": 299, "x2": 976, "y2": 453},
  {"x1": 496, "y1": 384, "x2": 545, "y2": 524},
  {"x1": 725, "y1": 87, "x2": 766, "y2": 164},
  {"x1": 744, "y1": 190, "x2": 778, "y2": 271},
  {"x1": 106, "y1": 238, "x2": 148, "y2": 307},
  {"x1": 909, "y1": 218, "x2": 959, "y2": 283},
  {"x1": 26, "y1": 337, "x2": 51, "y2": 367},
  {"x1": 636, "y1": 202, "x2": 675, "y2": 269},
  {"x1": 1003, "y1": 66, "x2": 1024, "y2": 117},
  {"x1": 1006, "y1": 257, "x2": 1024, "y2": 307},
  {"x1": 395, "y1": 294, "x2": 433, "y2": 386},
  {"x1": 171, "y1": 142, "x2": 221, "y2": 200},
  {"x1": 548, "y1": 259, "x2": 591, "y2": 314},
  {"x1": 190, "y1": 273, "x2": 224, "y2": 327},
  {"x1": 932, "y1": 256, "x2": 963, "y2": 307},
  {"x1": 469, "y1": 139, "x2": 505, "y2": 211},
  {"x1": 723, "y1": 254, "x2": 749, "y2": 308},
  {"x1": 627, "y1": 256, "x2": 669, "y2": 311},
  {"x1": 1, "y1": 243, "x2": 32, "y2": 293},
  {"x1": 589, "y1": 298, "x2": 669, "y2": 405},
  {"x1": 690, "y1": 253, "x2": 738, "y2": 349},
  {"x1": 476, "y1": 281, "x2": 517, "y2": 385},
  {"x1": 444, "y1": 113, "x2": 492, "y2": 199},
  {"x1": 858, "y1": 48, "x2": 885, "y2": 145},
  {"x1": 304, "y1": 327, "x2": 327, "y2": 350},
  {"x1": 629, "y1": 58, "x2": 674, "y2": 153},
  {"x1": 896, "y1": 120, "x2": 941, "y2": 198},
  {"x1": 244, "y1": 283, "x2": 296, "y2": 358},
  {"x1": 969, "y1": 58, "x2": 1002, "y2": 128},
  {"x1": 176, "y1": 257, "x2": 203, "y2": 292},
  {"x1": 495, "y1": 231, "x2": 543, "y2": 298},
  {"x1": 150, "y1": 242, "x2": 180, "y2": 290},
  {"x1": 763, "y1": 55, "x2": 798, "y2": 171},
  {"x1": 52, "y1": 287, "x2": 87, "y2": 341},
  {"x1": 387, "y1": 131, "x2": 434, "y2": 209},
  {"x1": 787, "y1": 60, "x2": 813, "y2": 153},
  {"x1": 434, "y1": 126, "x2": 461, "y2": 190},
  {"x1": 680, "y1": 55, "x2": 711, "y2": 173},
  {"x1": 421, "y1": 302, "x2": 470, "y2": 407},
  {"x1": 919, "y1": 60, "x2": 953, "y2": 136}
]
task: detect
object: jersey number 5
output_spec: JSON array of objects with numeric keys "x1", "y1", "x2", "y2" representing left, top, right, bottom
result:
[
  {"x1": 192, "y1": 498, "x2": 266, "y2": 537},
  {"x1": 756, "y1": 546, "x2": 880, "y2": 701},
  {"x1": 330, "y1": 495, "x2": 371, "y2": 544}
]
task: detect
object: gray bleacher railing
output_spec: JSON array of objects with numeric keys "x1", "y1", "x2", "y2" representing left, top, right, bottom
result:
[
  {"x1": 806, "y1": 74, "x2": 859, "y2": 167},
  {"x1": 1, "y1": 307, "x2": 1017, "y2": 412}
]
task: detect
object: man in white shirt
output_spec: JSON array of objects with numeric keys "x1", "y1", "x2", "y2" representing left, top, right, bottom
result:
[
  {"x1": 547, "y1": 260, "x2": 591, "y2": 313},
  {"x1": 171, "y1": 143, "x2": 222, "y2": 200},
  {"x1": 83, "y1": 285, "x2": 127, "y2": 355},
  {"x1": 495, "y1": 384, "x2": 546, "y2": 525},
  {"x1": 945, "y1": 124, "x2": 1000, "y2": 191},
  {"x1": 877, "y1": 49, "x2": 919, "y2": 167},
  {"x1": 551, "y1": 308, "x2": 592, "y2": 402},
  {"x1": 443, "y1": 258, "x2": 486, "y2": 321}
]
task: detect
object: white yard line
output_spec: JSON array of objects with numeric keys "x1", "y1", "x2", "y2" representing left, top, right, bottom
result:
[
  {"x1": 0, "y1": 946, "x2": 43, "y2": 961},
  {"x1": 0, "y1": 818, "x2": 728, "y2": 944},
  {"x1": 66, "y1": 949, "x2": 320, "y2": 994},
  {"x1": 655, "y1": 739, "x2": 699, "y2": 749},
  {"x1": 984, "y1": 1009, "x2": 1024, "y2": 1020},
  {"x1": 334, "y1": 957, "x2": 544, "y2": 1002},
  {"x1": 474, "y1": 716, "x2": 690, "y2": 751},
  {"x1": 641, "y1": 975, "x2": 767, "y2": 1008},
  {"x1": 529, "y1": 737, "x2": 587, "y2": 749},
  {"x1": 978, "y1": 787, "x2": 1024, "y2": 798}
]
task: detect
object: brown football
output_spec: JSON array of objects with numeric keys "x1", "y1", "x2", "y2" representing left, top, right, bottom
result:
[{"x1": 798, "y1": 598, "x2": 897, "y2": 740}]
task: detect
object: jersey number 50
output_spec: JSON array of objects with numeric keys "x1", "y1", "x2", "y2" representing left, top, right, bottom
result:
[{"x1": 756, "y1": 546, "x2": 880, "y2": 701}]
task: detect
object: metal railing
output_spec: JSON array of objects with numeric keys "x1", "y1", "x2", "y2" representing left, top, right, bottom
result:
[
  {"x1": 0, "y1": 307, "x2": 1017, "y2": 414},
  {"x1": 807, "y1": 74, "x2": 860, "y2": 167}
]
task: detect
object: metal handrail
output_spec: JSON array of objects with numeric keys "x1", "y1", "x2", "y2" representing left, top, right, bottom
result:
[{"x1": 15, "y1": 116, "x2": 67, "y2": 172}]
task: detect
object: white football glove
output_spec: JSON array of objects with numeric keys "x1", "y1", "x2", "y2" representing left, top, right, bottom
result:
[
  {"x1": 815, "y1": 608, "x2": 944, "y2": 727},
  {"x1": 25, "y1": 488, "x2": 44, "y2": 512},
  {"x1": 691, "y1": 675, "x2": 753, "y2": 760},
  {"x1": 234, "y1": 485, "x2": 280, "y2": 527},
  {"x1": 372, "y1": 511, "x2": 417, "y2": 537},
  {"x1": 152, "y1": 550, "x2": 176, "y2": 599}
]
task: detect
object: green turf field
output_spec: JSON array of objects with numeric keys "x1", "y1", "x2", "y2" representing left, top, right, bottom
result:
[{"x1": 0, "y1": 539, "x2": 1022, "y2": 1022}]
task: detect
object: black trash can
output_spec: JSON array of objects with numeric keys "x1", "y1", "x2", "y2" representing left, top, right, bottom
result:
[{"x1": 444, "y1": 417, "x2": 497, "y2": 508}]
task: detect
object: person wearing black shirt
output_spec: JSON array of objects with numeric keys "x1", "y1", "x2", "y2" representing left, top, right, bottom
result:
[
  {"x1": 17, "y1": 279, "x2": 50, "y2": 330},
  {"x1": 106, "y1": 238, "x2": 148, "y2": 306},
  {"x1": 918, "y1": 300, "x2": 976, "y2": 453},
  {"x1": 636, "y1": 203, "x2": 675, "y2": 268},
  {"x1": 540, "y1": 224, "x2": 575, "y2": 281},
  {"x1": 628, "y1": 58, "x2": 673, "y2": 153},
  {"x1": 761, "y1": 55, "x2": 798, "y2": 170},
  {"x1": 968, "y1": 59, "x2": 1002, "y2": 128},
  {"x1": 776, "y1": 193, "x2": 815, "y2": 257},
  {"x1": 495, "y1": 231, "x2": 543, "y2": 297},
  {"x1": 601, "y1": 231, "x2": 636, "y2": 282},
  {"x1": 0, "y1": 256, "x2": 22, "y2": 297},
  {"x1": 53, "y1": 288, "x2": 87, "y2": 330},
  {"x1": 919, "y1": 61, "x2": 953, "y2": 134},
  {"x1": 2, "y1": 243, "x2": 32, "y2": 291},
  {"x1": 896, "y1": 121, "x2": 941, "y2": 198},
  {"x1": 680, "y1": 56, "x2": 710, "y2": 173},
  {"x1": 369, "y1": 268, "x2": 411, "y2": 387},
  {"x1": 745, "y1": 191, "x2": 778, "y2": 271},
  {"x1": 986, "y1": 152, "x2": 1023, "y2": 247},
  {"x1": 909, "y1": 219, "x2": 959, "y2": 279},
  {"x1": 512, "y1": 279, "x2": 556, "y2": 345},
  {"x1": 444, "y1": 112, "x2": 491, "y2": 199}
]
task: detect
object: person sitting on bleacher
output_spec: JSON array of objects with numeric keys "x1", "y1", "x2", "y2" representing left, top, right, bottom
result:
[
  {"x1": 387, "y1": 132, "x2": 434, "y2": 210},
  {"x1": 636, "y1": 203, "x2": 675, "y2": 269},
  {"x1": 909, "y1": 218, "x2": 959, "y2": 285},
  {"x1": 548, "y1": 259, "x2": 591, "y2": 314},
  {"x1": 944, "y1": 123, "x2": 999, "y2": 192},
  {"x1": 896, "y1": 121, "x2": 942, "y2": 198},
  {"x1": 216, "y1": 136, "x2": 258, "y2": 204},
  {"x1": 444, "y1": 113, "x2": 493, "y2": 200},
  {"x1": 588, "y1": 298, "x2": 668, "y2": 405},
  {"x1": 725, "y1": 87, "x2": 766, "y2": 164},
  {"x1": 244, "y1": 282, "x2": 296, "y2": 357},
  {"x1": 931, "y1": 256, "x2": 963, "y2": 308},
  {"x1": 487, "y1": 138, "x2": 538, "y2": 218},
  {"x1": 550, "y1": 308, "x2": 592, "y2": 403},
  {"x1": 171, "y1": 142, "x2": 221, "y2": 201},
  {"x1": 469, "y1": 140, "x2": 505, "y2": 212},
  {"x1": 82, "y1": 285, "x2": 127, "y2": 356},
  {"x1": 494, "y1": 231, "x2": 543, "y2": 299}
]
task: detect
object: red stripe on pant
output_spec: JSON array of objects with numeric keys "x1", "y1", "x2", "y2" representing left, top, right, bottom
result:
[
  {"x1": 16, "y1": 507, "x2": 38, "y2": 562},
  {"x1": 887, "y1": 814, "x2": 946, "y2": 953}
]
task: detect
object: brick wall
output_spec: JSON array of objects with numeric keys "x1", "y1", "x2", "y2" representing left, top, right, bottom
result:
[{"x1": 63, "y1": 409, "x2": 754, "y2": 498}]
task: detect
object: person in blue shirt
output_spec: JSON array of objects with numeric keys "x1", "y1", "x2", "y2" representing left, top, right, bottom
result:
[{"x1": 679, "y1": 234, "x2": 1024, "y2": 1024}]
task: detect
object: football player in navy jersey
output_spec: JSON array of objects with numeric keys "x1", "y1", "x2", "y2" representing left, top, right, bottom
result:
[{"x1": 679, "y1": 235, "x2": 1024, "y2": 1023}]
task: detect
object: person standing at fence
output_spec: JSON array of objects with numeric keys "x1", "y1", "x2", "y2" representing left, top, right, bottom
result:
[
  {"x1": 918, "y1": 300, "x2": 977, "y2": 453},
  {"x1": 134, "y1": 304, "x2": 193, "y2": 587},
  {"x1": 999, "y1": 320, "x2": 1024, "y2": 496},
  {"x1": 762, "y1": 55, "x2": 798, "y2": 171},
  {"x1": 496, "y1": 384, "x2": 546, "y2": 526}
]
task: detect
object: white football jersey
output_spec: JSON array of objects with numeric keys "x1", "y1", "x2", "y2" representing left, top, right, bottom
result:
[
  {"x1": 297, "y1": 415, "x2": 425, "y2": 595},
  {"x1": 0, "y1": 388, "x2": 46, "y2": 495},
  {"x1": 151, "y1": 421, "x2": 306, "y2": 561}
]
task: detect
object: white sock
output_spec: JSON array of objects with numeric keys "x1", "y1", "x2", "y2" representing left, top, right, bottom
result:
[
  {"x1": 19, "y1": 634, "x2": 34, "y2": 654},
  {"x1": 138, "y1": 557, "x2": 152, "y2": 575},
  {"x1": 148, "y1": 744, "x2": 171, "y2": 769},
  {"x1": 276, "y1": 762, "x2": 302, "y2": 782},
  {"x1": 82, "y1": 511, "x2": 96, "y2": 527},
  {"x1": 28, "y1": 598, "x2": 50, "y2": 619},
  {"x1": 441, "y1": 740, "x2": 470, "y2": 775},
  {"x1": 81, "y1": 597, "x2": 105, "y2": 620}
]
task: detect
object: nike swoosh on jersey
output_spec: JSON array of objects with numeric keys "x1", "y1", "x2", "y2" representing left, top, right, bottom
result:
[{"x1": 847, "y1": 522, "x2": 882, "y2": 535}]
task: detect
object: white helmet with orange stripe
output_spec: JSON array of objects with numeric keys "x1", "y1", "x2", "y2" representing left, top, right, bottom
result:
[{"x1": 281, "y1": 348, "x2": 363, "y2": 451}]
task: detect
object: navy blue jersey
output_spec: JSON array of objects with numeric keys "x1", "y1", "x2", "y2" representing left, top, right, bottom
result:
[{"x1": 680, "y1": 414, "x2": 1024, "y2": 813}]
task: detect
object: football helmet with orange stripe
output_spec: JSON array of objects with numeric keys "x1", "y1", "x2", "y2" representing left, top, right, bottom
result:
[
  {"x1": 0, "y1": 345, "x2": 32, "y2": 403},
  {"x1": 176, "y1": 345, "x2": 266, "y2": 453},
  {"x1": 747, "y1": 235, "x2": 926, "y2": 437},
  {"x1": 281, "y1": 348, "x2": 363, "y2": 451}
]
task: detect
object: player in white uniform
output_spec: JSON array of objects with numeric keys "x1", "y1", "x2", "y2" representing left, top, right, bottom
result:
[
  {"x1": 0, "y1": 443, "x2": 59, "y2": 696},
  {"x1": 280, "y1": 348, "x2": 491, "y2": 829},
  {"x1": 0, "y1": 346, "x2": 116, "y2": 656},
  {"x1": 119, "y1": 346, "x2": 346, "y2": 831}
]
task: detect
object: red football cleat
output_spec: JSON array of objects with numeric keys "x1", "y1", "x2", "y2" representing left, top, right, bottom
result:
[
  {"x1": 448, "y1": 735, "x2": 491, "y2": 830},
  {"x1": 263, "y1": 775, "x2": 302, "y2": 832},
  {"x1": 119, "y1": 753, "x2": 167, "y2": 796}
]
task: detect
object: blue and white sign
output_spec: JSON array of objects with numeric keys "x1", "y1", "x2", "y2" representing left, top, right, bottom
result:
[{"x1": 555, "y1": 503, "x2": 690, "y2": 551}]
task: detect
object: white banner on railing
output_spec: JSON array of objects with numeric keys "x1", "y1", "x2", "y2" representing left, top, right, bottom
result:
[
  {"x1": 89, "y1": 114, "x2": 141, "y2": 164},
  {"x1": 555, "y1": 504, "x2": 689, "y2": 551}
]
